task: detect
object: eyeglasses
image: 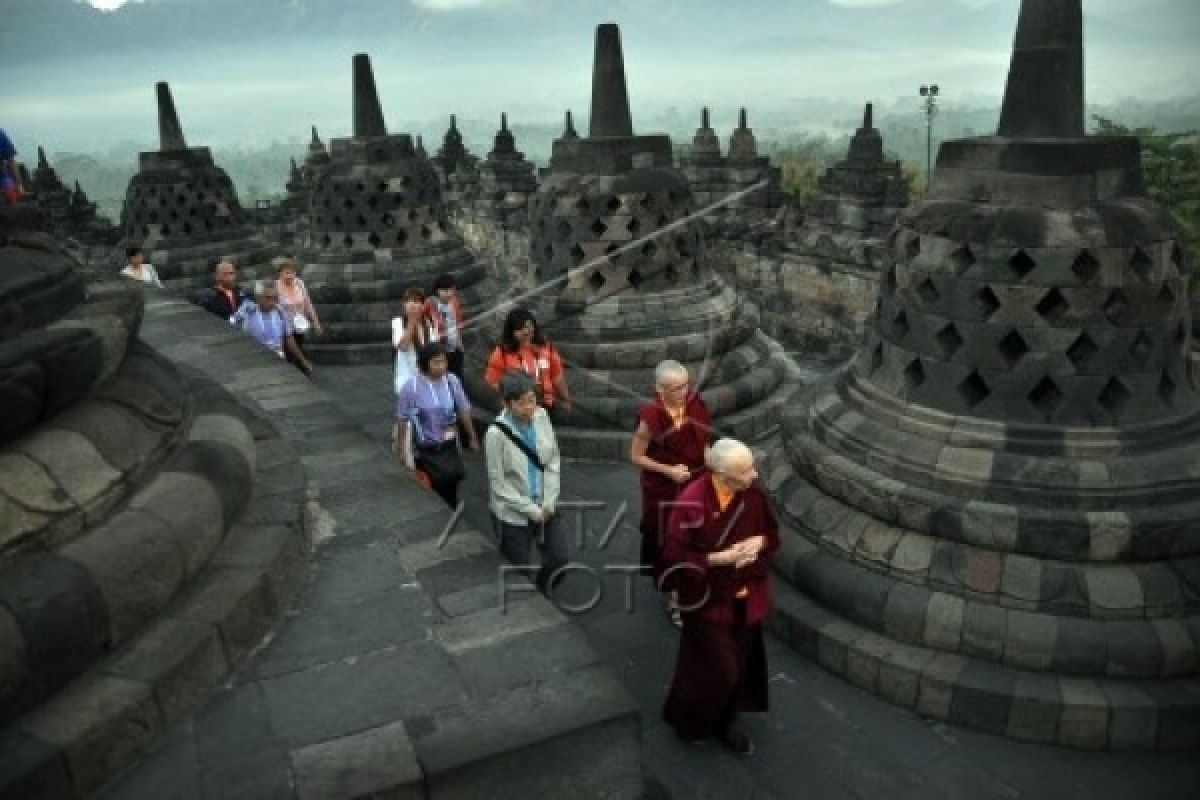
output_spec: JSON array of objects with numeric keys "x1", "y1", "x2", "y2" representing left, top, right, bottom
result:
[{"x1": 660, "y1": 382, "x2": 690, "y2": 392}]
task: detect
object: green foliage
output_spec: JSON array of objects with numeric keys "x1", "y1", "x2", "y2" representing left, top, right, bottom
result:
[
  {"x1": 1092, "y1": 115, "x2": 1200, "y2": 275},
  {"x1": 900, "y1": 161, "x2": 926, "y2": 199},
  {"x1": 767, "y1": 137, "x2": 842, "y2": 208}
]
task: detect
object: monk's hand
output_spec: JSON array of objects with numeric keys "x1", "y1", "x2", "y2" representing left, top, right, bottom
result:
[
  {"x1": 729, "y1": 542, "x2": 758, "y2": 566},
  {"x1": 709, "y1": 547, "x2": 741, "y2": 568},
  {"x1": 733, "y1": 553, "x2": 757, "y2": 569},
  {"x1": 740, "y1": 536, "x2": 766, "y2": 557},
  {"x1": 668, "y1": 464, "x2": 692, "y2": 484}
]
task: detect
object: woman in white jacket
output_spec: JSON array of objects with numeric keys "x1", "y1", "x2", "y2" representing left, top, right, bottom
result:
[{"x1": 485, "y1": 370, "x2": 566, "y2": 594}]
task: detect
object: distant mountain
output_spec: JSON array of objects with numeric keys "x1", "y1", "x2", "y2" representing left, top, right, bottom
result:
[{"x1": 3, "y1": 0, "x2": 1196, "y2": 64}]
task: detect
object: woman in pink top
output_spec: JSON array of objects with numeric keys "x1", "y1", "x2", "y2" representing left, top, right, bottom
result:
[{"x1": 274, "y1": 258, "x2": 322, "y2": 357}]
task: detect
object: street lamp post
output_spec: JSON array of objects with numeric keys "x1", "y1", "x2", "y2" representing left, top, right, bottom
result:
[{"x1": 919, "y1": 84, "x2": 940, "y2": 197}]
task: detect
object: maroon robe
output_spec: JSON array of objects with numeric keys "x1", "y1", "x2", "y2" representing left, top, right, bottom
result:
[
  {"x1": 636, "y1": 394, "x2": 712, "y2": 580},
  {"x1": 661, "y1": 475, "x2": 779, "y2": 740}
]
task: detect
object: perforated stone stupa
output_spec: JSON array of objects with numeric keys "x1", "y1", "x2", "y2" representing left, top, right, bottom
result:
[
  {"x1": 811, "y1": 102, "x2": 909, "y2": 241},
  {"x1": 680, "y1": 107, "x2": 784, "y2": 233},
  {"x1": 462, "y1": 23, "x2": 797, "y2": 457},
  {"x1": 22, "y1": 147, "x2": 116, "y2": 247},
  {"x1": 121, "y1": 83, "x2": 274, "y2": 292},
  {"x1": 766, "y1": 0, "x2": 1200, "y2": 750},
  {"x1": 296, "y1": 54, "x2": 491, "y2": 364},
  {"x1": 729, "y1": 102, "x2": 910, "y2": 359},
  {"x1": 478, "y1": 113, "x2": 538, "y2": 224},
  {"x1": 431, "y1": 114, "x2": 481, "y2": 211}
]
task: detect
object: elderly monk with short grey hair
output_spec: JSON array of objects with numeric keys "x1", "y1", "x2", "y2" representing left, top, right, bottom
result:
[
  {"x1": 630, "y1": 359, "x2": 713, "y2": 628},
  {"x1": 660, "y1": 438, "x2": 778, "y2": 756}
]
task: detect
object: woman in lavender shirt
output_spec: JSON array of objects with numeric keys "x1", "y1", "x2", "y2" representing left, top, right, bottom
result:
[{"x1": 395, "y1": 341, "x2": 480, "y2": 508}]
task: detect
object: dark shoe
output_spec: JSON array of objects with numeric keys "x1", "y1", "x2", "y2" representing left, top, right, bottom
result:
[{"x1": 721, "y1": 725, "x2": 754, "y2": 756}]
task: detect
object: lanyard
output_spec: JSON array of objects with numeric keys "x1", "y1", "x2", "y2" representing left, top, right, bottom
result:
[
  {"x1": 516, "y1": 348, "x2": 541, "y2": 380},
  {"x1": 422, "y1": 375, "x2": 454, "y2": 416}
]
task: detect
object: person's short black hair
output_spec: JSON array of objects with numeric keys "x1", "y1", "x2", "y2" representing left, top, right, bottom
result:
[
  {"x1": 125, "y1": 245, "x2": 143, "y2": 260},
  {"x1": 432, "y1": 273, "x2": 457, "y2": 292},
  {"x1": 416, "y1": 341, "x2": 449, "y2": 373}
]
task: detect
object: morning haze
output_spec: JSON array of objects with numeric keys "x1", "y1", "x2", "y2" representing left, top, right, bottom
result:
[{"x1": 3, "y1": 0, "x2": 1198, "y2": 214}]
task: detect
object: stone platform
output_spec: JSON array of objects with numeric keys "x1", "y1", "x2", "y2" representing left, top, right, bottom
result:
[
  {"x1": 94, "y1": 300, "x2": 641, "y2": 800},
  {"x1": 314, "y1": 364, "x2": 1200, "y2": 799}
]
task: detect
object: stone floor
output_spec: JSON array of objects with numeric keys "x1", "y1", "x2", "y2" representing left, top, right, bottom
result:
[{"x1": 320, "y1": 364, "x2": 1200, "y2": 800}]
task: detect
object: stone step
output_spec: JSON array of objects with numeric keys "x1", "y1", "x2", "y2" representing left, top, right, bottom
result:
[
  {"x1": 777, "y1": 530, "x2": 1200, "y2": 679},
  {"x1": 0, "y1": 424, "x2": 314, "y2": 799},
  {"x1": 105, "y1": 298, "x2": 646, "y2": 799},
  {"x1": 768, "y1": 565, "x2": 1200, "y2": 752}
]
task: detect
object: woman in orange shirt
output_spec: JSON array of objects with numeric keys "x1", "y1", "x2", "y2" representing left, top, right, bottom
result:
[{"x1": 484, "y1": 308, "x2": 572, "y2": 414}]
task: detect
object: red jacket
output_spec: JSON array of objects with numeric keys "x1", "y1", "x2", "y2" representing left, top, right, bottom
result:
[{"x1": 484, "y1": 341, "x2": 565, "y2": 408}]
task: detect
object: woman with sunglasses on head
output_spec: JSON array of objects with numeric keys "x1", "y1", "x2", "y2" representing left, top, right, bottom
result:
[{"x1": 392, "y1": 287, "x2": 438, "y2": 451}]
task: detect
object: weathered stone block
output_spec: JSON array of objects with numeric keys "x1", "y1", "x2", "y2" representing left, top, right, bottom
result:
[
  {"x1": 891, "y1": 533, "x2": 934, "y2": 577},
  {"x1": 1006, "y1": 673, "x2": 1061, "y2": 745},
  {"x1": 290, "y1": 720, "x2": 423, "y2": 800},
  {"x1": 20, "y1": 675, "x2": 162, "y2": 796},
  {"x1": 882, "y1": 581, "x2": 930, "y2": 644},
  {"x1": 187, "y1": 413, "x2": 256, "y2": 473},
  {"x1": 877, "y1": 645, "x2": 935, "y2": 708},
  {"x1": 61, "y1": 510, "x2": 186, "y2": 644},
  {"x1": 1105, "y1": 620, "x2": 1164, "y2": 678},
  {"x1": 434, "y1": 595, "x2": 563, "y2": 657},
  {"x1": 1104, "y1": 685, "x2": 1159, "y2": 751},
  {"x1": 1004, "y1": 610, "x2": 1058, "y2": 670},
  {"x1": 0, "y1": 553, "x2": 108, "y2": 718},
  {"x1": 1057, "y1": 679, "x2": 1110, "y2": 750},
  {"x1": 1086, "y1": 567, "x2": 1145, "y2": 617},
  {"x1": 177, "y1": 567, "x2": 277, "y2": 665},
  {"x1": 916, "y1": 652, "x2": 968, "y2": 719},
  {"x1": 924, "y1": 592, "x2": 965, "y2": 652},
  {"x1": 127, "y1": 473, "x2": 224, "y2": 579},
  {"x1": 845, "y1": 632, "x2": 892, "y2": 692},
  {"x1": 949, "y1": 661, "x2": 1013, "y2": 736},
  {"x1": 1000, "y1": 553, "x2": 1042, "y2": 606},
  {"x1": 414, "y1": 666, "x2": 641, "y2": 800},
  {"x1": 961, "y1": 602, "x2": 1008, "y2": 662},
  {"x1": 102, "y1": 619, "x2": 227, "y2": 726},
  {"x1": 816, "y1": 620, "x2": 859, "y2": 676},
  {"x1": 16, "y1": 429, "x2": 121, "y2": 512},
  {"x1": 0, "y1": 731, "x2": 77, "y2": 800}
]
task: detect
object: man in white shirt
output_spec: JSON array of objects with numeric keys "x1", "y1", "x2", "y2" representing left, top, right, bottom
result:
[{"x1": 119, "y1": 245, "x2": 163, "y2": 287}]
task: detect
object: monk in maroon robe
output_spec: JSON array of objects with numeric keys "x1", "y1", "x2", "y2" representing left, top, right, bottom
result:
[
  {"x1": 660, "y1": 438, "x2": 778, "y2": 756},
  {"x1": 630, "y1": 362, "x2": 713, "y2": 590}
]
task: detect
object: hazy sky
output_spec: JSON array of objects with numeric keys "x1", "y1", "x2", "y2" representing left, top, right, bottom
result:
[{"x1": 6, "y1": 0, "x2": 1198, "y2": 154}]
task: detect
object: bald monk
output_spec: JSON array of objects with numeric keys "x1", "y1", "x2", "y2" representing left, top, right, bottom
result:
[{"x1": 660, "y1": 438, "x2": 779, "y2": 756}]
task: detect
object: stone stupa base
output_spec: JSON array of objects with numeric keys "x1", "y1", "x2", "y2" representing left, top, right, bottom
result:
[
  {"x1": 461, "y1": 279, "x2": 804, "y2": 459},
  {"x1": 760, "y1": 374, "x2": 1200, "y2": 752},
  {"x1": 0, "y1": 335, "x2": 313, "y2": 798}
]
